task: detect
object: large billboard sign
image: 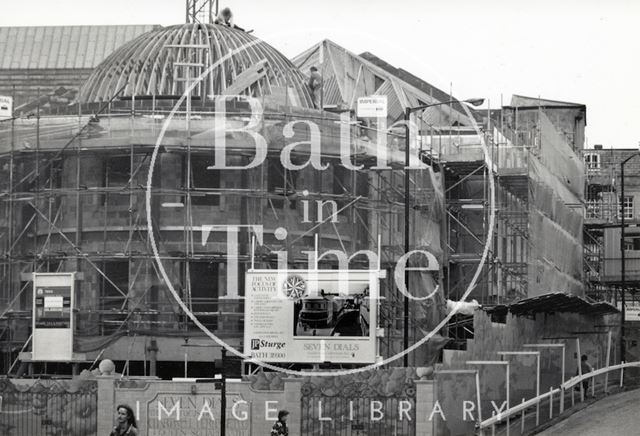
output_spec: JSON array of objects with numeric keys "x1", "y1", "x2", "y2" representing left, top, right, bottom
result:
[
  {"x1": 244, "y1": 270, "x2": 380, "y2": 364},
  {"x1": 32, "y1": 273, "x2": 75, "y2": 361}
]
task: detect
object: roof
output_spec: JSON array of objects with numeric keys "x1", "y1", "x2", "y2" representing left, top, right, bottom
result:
[
  {"x1": 485, "y1": 292, "x2": 619, "y2": 317},
  {"x1": 0, "y1": 25, "x2": 158, "y2": 70},
  {"x1": 359, "y1": 52, "x2": 480, "y2": 120},
  {"x1": 291, "y1": 40, "x2": 475, "y2": 125},
  {"x1": 81, "y1": 24, "x2": 313, "y2": 107},
  {"x1": 510, "y1": 94, "x2": 586, "y2": 108}
]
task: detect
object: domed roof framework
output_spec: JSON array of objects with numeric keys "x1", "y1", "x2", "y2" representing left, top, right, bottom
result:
[{"x1": 80, "y1": 24, "x2": 313, "y2": 107}]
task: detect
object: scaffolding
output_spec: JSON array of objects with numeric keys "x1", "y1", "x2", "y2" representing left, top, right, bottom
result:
[
  {"x1": 0, "y1": 20, "x2": 590, "y2": 374},
  {"x1": 0, "y1": 87, "x2": 453, "y2": 373},
  {"x1": 186, "y1": 0, "x2": 217, "y2": 25}
]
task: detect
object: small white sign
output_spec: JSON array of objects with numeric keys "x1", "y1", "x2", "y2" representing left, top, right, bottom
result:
[
  {"x1": 623, "y1": 301, "x2": 640, "y2": 322},
  {"x1": 0, "y1": 96, "x2": 12, "y2": 120},
  {"x1": 32, "y1": 273, "x2": 75, "y2": 361},
  {"x1": 44, "y1": 296, "x2": 64, "y2": 308},
  {"x1": 357, "y1": 96, "x2": 387, "y2": 118}
]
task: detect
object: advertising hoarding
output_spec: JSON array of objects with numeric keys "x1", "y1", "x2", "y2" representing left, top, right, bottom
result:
[
  {"x1": 244, "y1": 270, "x2": 380, "y2": 364},
  {"x1": 32, "y1": 273, "x2": 75, "y2": 361}
]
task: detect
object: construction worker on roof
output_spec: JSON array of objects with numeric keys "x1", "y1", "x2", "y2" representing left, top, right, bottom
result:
[
  {"x1": 215, "y1": 8, "x2": 234, "y2": 26},
  {"x1": 308, "y1": 66, "x2": 323, "y2": 109},
  {"x1": 215, "y1": 7, "x2": 246, "y2": 31}
]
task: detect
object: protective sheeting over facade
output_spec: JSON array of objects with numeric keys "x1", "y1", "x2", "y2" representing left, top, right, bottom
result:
[
  {"x1": 0, "y1": 97, "x2": 450, "y2": 366},
  {"x1": 416, "y1": 94, "x2": 585, "y2": 303},
  {"x1": 537, "y1": 111, "x2": 585, "y2": 200},
  {"x1": 506, "y1": 94, "x2": 586, "y2": 153},
  {"x1": 528, "y1": 159, "x2": 584, "y2": 296}
]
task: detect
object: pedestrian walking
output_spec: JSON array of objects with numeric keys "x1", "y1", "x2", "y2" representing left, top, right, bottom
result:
[
  {"x1": 581, "y1": 354, "x2": 593, "y2": 391},
  {"x1": 271, "y1": 409, "x2": 289, "y2": 436},
  {"x1": 110, "y1": 404, "x2": 138, "y2": 436}
]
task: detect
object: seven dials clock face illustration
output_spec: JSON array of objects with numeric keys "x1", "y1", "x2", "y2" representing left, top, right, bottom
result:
[{"x1": 283, "y1": 275, "x2": 307, "y2": 300}]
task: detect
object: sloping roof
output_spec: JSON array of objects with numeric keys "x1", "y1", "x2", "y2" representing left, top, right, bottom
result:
[
  {"x1": 359, "y1": 52, "x2": 480, "y2": 120},
  {"x1": 291, "y1": 40, "x2": 475, "y2": 126},
  {"x1": 0, "y1": 25, "x2": 158, "y2": 70},
  {"x1": 510, "y1": 94, "x2": 585, "y2": 108},
  {"x1": 485, "y1": 292, "x2": 619, "y2": 317}
]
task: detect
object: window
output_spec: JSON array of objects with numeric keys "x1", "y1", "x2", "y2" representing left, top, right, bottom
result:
[
  {"x1": 100, "y1": 261, "x2": 129, "y2": 311},
  {"x1": 191, "y1": 157, "x2": 221, "y2": 206},
  {"x1": 619, "y1": 195, "x2": 634, "y2": 220},
  {"x1": 268, "y1": 157, "x2": 297, "y2": 209},
  {"x1": 102, "y1": 156, "x2": 131, "y2": 206},
  {"x1": 333, "y1": 163, "x2": 351, "y2": 213},
  {"x1": 99, "y1": 261, "x2": 129, "y2": 334},
  {"x1": 374, "y1": 75, "x2": 385, "y2": 91},
  {"x1": 188, "y1": 262, "x2": 219, "y2": 331},
  {"x1": 584, "y1": 152, "x2": 601, "y2": 171},
  {"x1": 586, "y1": 199, "x2": 601, "y2": 219}
]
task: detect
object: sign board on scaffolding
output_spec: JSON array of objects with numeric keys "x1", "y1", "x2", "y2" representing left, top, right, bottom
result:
[
  {"x1": 32, "y1": 273, "x2": 75, "y2": 361},
  {"x1": 244, "y1": 270, "x2": 381, "y2": 364},
  {"x1": 0, "y1": 96, "x2": 12, "y2": 120},
  {"x1": 621, "y1": 300, "x2": 640, "y2": 322},
  {"x1": 356, "y1": 96, "x2": 387, "y2": 118}
]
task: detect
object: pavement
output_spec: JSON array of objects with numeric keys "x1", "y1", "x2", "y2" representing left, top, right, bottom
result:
[{"x1": 536, "y1": 388, "x2": 640, "y2": 436}]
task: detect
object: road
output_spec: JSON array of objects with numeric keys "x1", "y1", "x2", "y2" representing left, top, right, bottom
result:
[{"x1": 537, "y1": 389, "x2": 640, "y2": 436}]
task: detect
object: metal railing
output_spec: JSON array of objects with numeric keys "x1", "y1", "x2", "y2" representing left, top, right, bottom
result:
[{"x1": 478, "y1": 360, "x2": 640, "y2": 435}]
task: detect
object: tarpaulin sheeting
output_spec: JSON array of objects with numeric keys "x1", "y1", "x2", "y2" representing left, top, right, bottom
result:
[
  {"x1": 485, "y1": 292, "x2": 619, "y2": 317},
  {"x1": 537, "y1": 111, "x2": 585, "y2": 201},
  {"x1": 528, "y1": 158, "x2": 584, "y2": 296}
]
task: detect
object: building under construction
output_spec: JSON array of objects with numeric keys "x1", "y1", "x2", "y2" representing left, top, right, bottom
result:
[
  {"x1": 583, "y1": 145, "x2": 640, "y2": 361},
  {"x1": 0, "y1": 4, "x2": 617, "y2": 379}
]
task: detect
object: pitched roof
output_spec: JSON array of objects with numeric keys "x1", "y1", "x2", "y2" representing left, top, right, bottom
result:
[
  {"x1": 0, "y1": 25, "x2": 158, "y2": 70},
  {"x1": 358, "y1": 52, "x2": 475, "y2": 118},
  {"x1": 291, "y1": 40, "x2": 475, "y2": 126},
  {"x1": 510, "y1": 94, "x2": 585, "y2": 108}
]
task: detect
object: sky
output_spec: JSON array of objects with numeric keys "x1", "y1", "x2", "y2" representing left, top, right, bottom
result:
[{"x1": 1, "y1": 0, "x2": 639, "y2": 149}]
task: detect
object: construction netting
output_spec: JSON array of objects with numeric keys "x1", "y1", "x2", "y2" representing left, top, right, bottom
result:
[
  {"x1": 527, "y1": 123, "x2": 584, "y2": 296},
  {"x1": 537, "y1": 111, "x2": 585, "y2": 201},
  {"x1": 0, "y1": 100, "x2": 451, "y2": 365}
]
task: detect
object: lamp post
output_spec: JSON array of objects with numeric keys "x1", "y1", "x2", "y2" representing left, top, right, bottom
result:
[
  {"x1": 620, "y1": 152, "x2": 639, "y2": 362},
  {"x1": 403, "y1": 98, "x2": 484, "y2": 367}
]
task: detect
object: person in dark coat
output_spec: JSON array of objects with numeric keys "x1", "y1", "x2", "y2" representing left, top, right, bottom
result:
[
  {"x1": 110, "y1": 404, "x2": 138, "y2": 436},
  {"x1": 308, "y1": 66, "x2": 323, "y2": 109},
  {"x1": 271, "y1": 409, "x2": 289, "y2": 435},
  {"x1": 579, "y1": 354, "x2": 593, "y2": 393},
  {"x1": 214, "y1": 7, "x2": 246, "y2": 31}
]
